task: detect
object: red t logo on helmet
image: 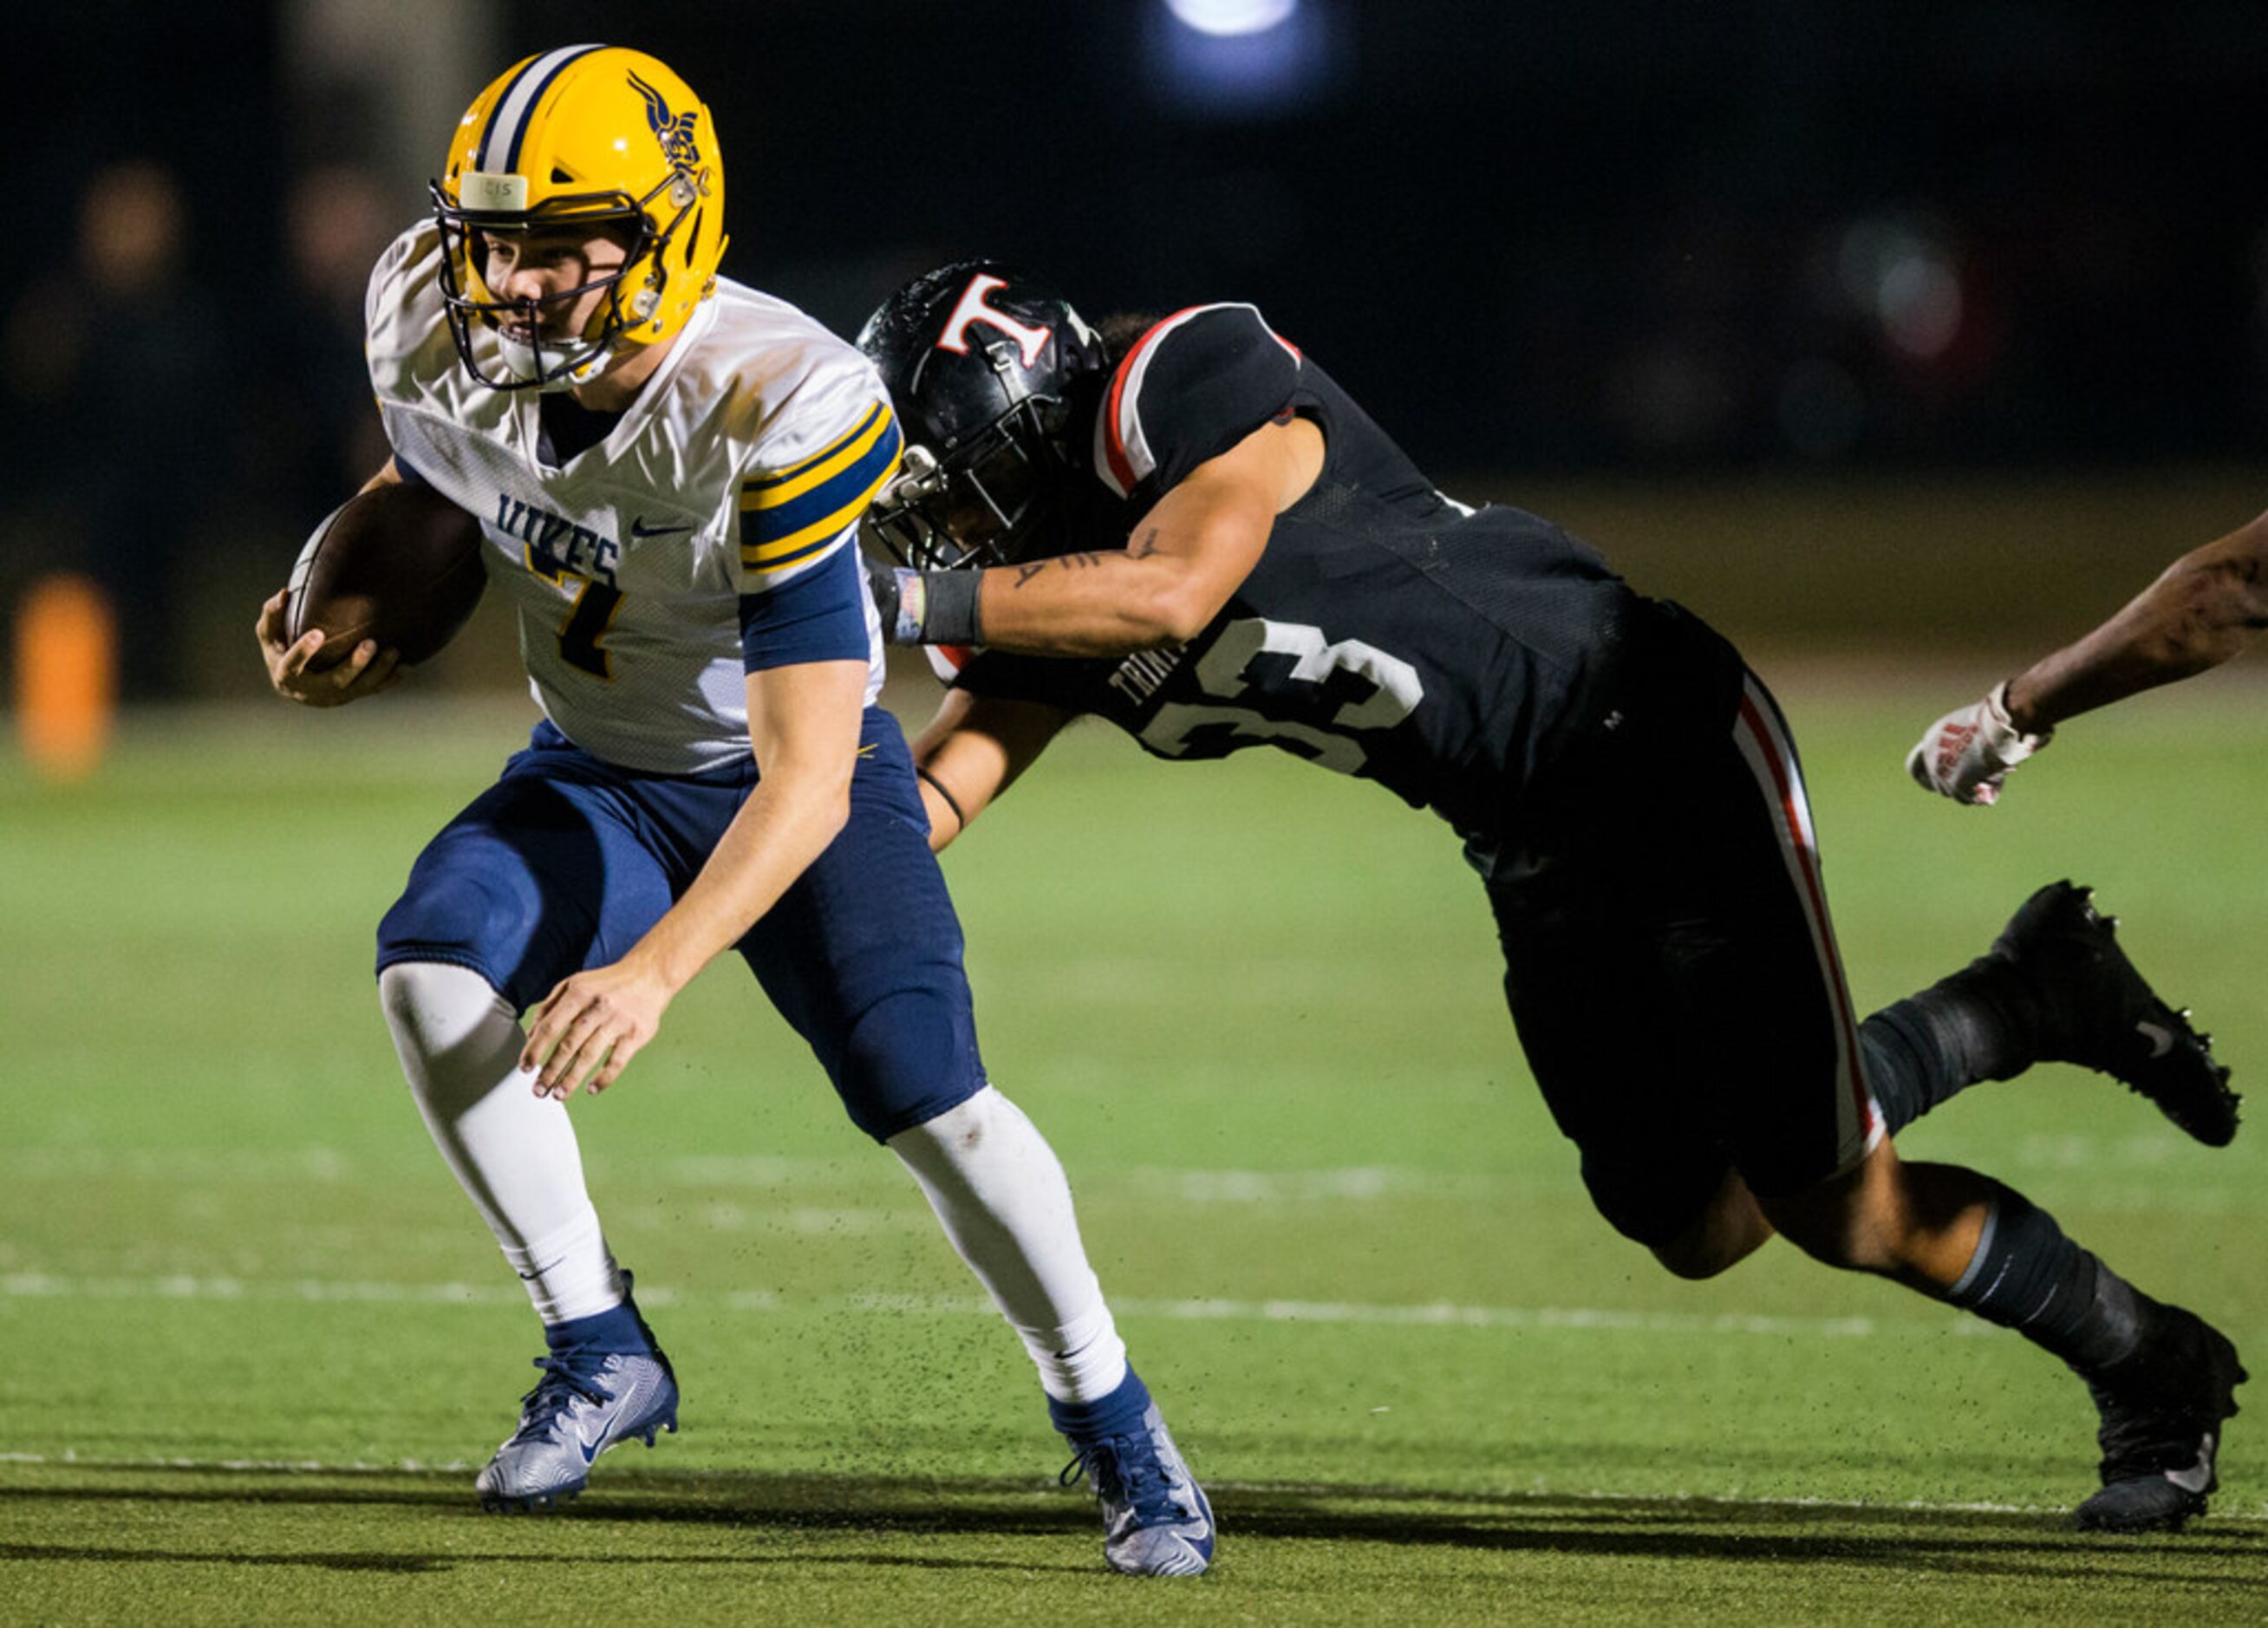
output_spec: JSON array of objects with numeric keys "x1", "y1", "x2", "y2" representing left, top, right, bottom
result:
[{"x1": 935, "y1": 274, "x2": 1053, "y2": 369}]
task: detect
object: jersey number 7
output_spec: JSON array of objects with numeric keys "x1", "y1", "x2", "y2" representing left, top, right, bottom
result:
[{"x1": 524, "y1": 546, "x2": 625, "y2": 680}]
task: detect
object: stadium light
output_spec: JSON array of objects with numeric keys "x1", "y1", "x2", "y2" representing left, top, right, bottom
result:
[
  {"x1": 1146, "y1": 0, "x2": 1342, "y2": 115},
  {"x1": 1164, "y1": 0, "x2": 1300, "y2": 36}
]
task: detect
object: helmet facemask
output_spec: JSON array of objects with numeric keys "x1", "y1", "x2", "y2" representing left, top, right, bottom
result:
[
  {"x1": 432, "y1": 174, "x2": 684, "y2": 393},
  {"x1": 867, "y1": 395, "x2": 1080, "y2": 570}
]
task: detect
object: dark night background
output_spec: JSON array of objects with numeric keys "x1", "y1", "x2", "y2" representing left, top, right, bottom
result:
[{"x1": 6, "y1": 1, "x2": 2265, "y2": 695}]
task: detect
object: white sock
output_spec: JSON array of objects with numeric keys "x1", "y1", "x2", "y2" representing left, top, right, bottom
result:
[
  {"x1": 378, "y1": 961, "x2": 625, "y2": 1324},
  {"x1": 498, "y1": 1204, "x2": 623, "y2": 1325},
  {"x1": 887, "y1": 1085, "x2": 1131, "y2": 1403}
]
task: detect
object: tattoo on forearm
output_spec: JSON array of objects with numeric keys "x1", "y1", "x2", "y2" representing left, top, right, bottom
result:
[
  {"x1": 1130, "y1": 528, "x2": 1161, "y2": 559},
  {"x1": 1010, "y1": 551, "x2": 1110, "y2": 588}
]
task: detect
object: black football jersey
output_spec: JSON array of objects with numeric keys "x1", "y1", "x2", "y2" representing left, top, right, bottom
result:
[{"x1": 951, "y1": 304, "x2": 1673, "y2": 837}]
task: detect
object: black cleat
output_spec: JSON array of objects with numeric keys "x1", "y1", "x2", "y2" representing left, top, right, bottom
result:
[
  {"x1": 1989, "y1": 880, "x2": 2240, "y2": 1147},
  {"x1": 2075, "y1": 1305, "x2": 2246, "y2": 1534}
]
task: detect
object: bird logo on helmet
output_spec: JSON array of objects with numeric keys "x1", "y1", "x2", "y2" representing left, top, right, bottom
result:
[
  {"x1": 629, "y1": 70, "x2": 703, "y2": 171},
  {"x1": 432, "y1": 44, "x2": 728, "y2": 391},
  {"x1": 857, "y1": 260, "x2": 1107, "y2": 570}
]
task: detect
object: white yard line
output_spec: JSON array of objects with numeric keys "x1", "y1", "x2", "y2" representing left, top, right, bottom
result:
[
  {"x1": 0, "y1": 1450, "x2": 479, "y2": 1474},
  {"x1": 2, "y1": 1268, "x2": 1942, "y2": 1341},
  {"x1": 3, "y1": 1146, "x2": 2236, "y2": 1208},
  {"x1": 0, "y1": 1147, "x2": 1489, "y2": 1195},
  {"x1": 843, "y1": 1288, "x2": 1899, "y2": 1340}
]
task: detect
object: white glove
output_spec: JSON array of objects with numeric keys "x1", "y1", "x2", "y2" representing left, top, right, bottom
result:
[{"x1": 1906, "y1": 681, "x2": 2051, "y2": 805}]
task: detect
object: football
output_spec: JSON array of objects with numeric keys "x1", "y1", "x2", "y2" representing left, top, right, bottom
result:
[{"x1": 284, "y1": 482, "x2": 488, "y2": 668}]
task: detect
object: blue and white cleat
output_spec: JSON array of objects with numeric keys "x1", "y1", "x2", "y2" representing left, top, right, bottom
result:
[
  {"x1": 474, "y1": 1345, "x2": 679, "y2": 1513},
  {"x1": 1060, "y1": 1401, "x2": 1215, "y2": 1576}
]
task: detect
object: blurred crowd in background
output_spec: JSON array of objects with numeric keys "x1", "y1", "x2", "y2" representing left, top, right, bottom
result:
[{"x1": 6, "y1": 0, "x2": 2266, "y2": 702}]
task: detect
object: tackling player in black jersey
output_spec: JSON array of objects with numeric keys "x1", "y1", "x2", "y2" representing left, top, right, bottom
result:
[{"x1": 856, "y1": 261, "x2": 2245, "y2": 1534}]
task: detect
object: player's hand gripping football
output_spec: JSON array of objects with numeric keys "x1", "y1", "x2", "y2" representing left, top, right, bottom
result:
[
  {"x1": 521, "y1": 957, "x2": 678, "y2": 1100},
  {"x1": 1905, "y1": 681, "x2": 2052, "y2": 805},
  {"x1": 255, "y1": 589, "x2": 403, "y2": 707}
]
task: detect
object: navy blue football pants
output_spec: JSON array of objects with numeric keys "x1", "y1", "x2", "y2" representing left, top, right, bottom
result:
[{"x1": 375, "y1": 707, "x2": 986, "y2": 1142}]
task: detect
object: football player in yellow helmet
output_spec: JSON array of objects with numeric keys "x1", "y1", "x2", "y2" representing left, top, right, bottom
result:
[
  {"x1": 432, "y1": 46, "x2": 727, "y2": 390},
  {"x1": 253, "y1": 44, "x2": 1213, "y2": 1574}
]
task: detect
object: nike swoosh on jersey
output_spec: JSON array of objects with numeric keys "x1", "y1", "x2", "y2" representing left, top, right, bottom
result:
[
  {"x1": 629, "y1": 518, "x2": 693, "y2": 538},
  {"x1": 2136, "y1": 1020, "x2": 2177, "y2": 1059},
  {"x1": 2163, "y1": 1433, "x2": 2216, "y2": 1494}
]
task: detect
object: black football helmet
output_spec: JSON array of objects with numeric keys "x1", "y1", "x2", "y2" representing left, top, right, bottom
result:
[{"x1": 856, "y1": 260, "x2": 1108, "y2": 570}]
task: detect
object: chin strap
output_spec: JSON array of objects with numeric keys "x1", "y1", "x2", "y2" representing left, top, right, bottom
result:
[{"x1": 497, "y1": 332, "x2": 616, "y2": 394}]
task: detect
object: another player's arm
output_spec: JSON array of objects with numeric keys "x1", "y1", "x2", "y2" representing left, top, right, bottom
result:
[
  {"x1": 2001, "y1": 512, "x2": 2268, "y2": 729},
  {"x1": 1908, "y1": 511, "x2": 2268, "y2": 804},
  {"x1": 909, "y1": 689, "x2": 1072, "y2": 851},
  {"x1": 253, "y1": 457, "x2": 411, "y2": 706},
  {"x1": 521, "y1": 656, "x2": 868, "y2": 1098},
  {"x1": 893, "y1": 417, "x2": 1324, "y2": 657}
]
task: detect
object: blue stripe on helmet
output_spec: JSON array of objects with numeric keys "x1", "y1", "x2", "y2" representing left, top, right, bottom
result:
[
  {"x1": 478, "y1": 43, "x2": 606, "y2": 176},
  {"x1": 474, "y1": 53, "x2": 546, "y2": 172}
]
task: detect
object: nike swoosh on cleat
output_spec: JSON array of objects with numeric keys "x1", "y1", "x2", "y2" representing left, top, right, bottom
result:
[
  {"x1": 575, "y1": 1404, "x2": 615, "y2": 1465},
  {"x1": 2163, "y1": 1433, "x2": 2216, "y2": 1495},
  {"x1": 2135, "y1": 1020, "x2": 2177, "y2": 1059},
  {"x1": 630, "y1": 518, "x2": 692, "y2": 538}
]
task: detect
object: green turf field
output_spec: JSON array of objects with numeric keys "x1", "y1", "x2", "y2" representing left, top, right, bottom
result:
[{"x1": 4, "y1": 671, "x2": 2265, "y2": 1624}]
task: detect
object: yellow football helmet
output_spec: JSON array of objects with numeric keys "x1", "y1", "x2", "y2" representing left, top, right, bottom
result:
[{"x1": 432, "y1": 44, "x2": 727, "y2": 389}]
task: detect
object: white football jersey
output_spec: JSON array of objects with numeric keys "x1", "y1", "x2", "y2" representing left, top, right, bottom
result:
[{"x1": 364, "y1": 225, "x2": 896, "y2": 773}]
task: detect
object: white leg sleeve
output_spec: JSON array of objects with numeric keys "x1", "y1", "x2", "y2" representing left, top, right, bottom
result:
[
  {"x1": 887, "y1": 1085, "x2": 1130, "y2": 1404},
  {"x1": 378, "y1": 961, "x2": 624, "y2": 1325}
]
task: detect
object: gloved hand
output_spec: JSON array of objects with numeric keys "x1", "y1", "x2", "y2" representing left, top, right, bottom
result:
[{"x1": 1905, "y1": 681, "x2": 2051, "y2": 805}]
